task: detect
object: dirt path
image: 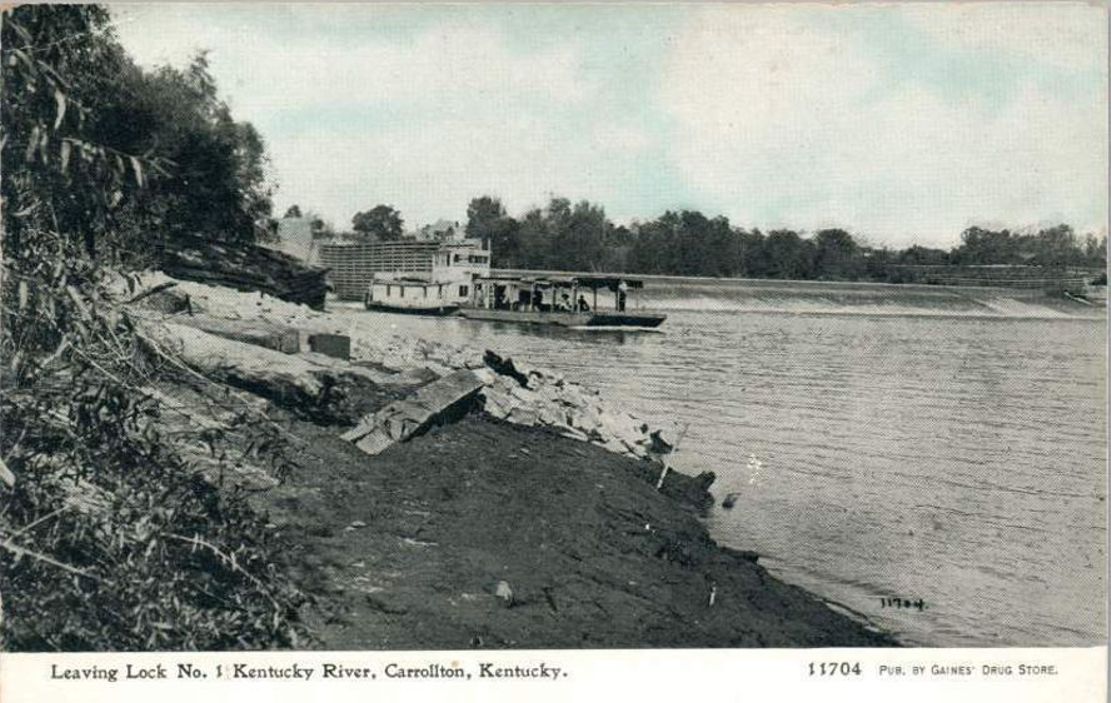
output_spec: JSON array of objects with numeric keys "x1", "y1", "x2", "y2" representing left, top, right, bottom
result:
[{"x1": 260, "y1": 414, "x2": 894, "y2": 649}]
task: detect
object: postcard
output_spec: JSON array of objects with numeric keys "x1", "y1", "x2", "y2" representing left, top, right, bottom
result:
[{"x1": 0, "y1": 2, "x2": 1106, "y2": 701}]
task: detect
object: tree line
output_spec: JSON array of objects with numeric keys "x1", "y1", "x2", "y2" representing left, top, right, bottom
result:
[
  {"x1": 457, "y1": 196, "x2": 1106, "y2": 282},
  {"x1": 300, "y1": 196, "x2": 1105, "y2": 282}
]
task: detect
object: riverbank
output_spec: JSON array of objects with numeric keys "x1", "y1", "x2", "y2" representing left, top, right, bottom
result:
[
  {"x1": 262, "y1": 412, "x2": 893, "y2": 648},
  {"x1": 124, "y1": 273, "x2": 896, "y2": 648}
]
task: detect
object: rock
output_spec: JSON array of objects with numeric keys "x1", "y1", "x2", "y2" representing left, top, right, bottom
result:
[
  {"x1": 423, "y1": 362, "x2": 454, "y2": 378},
  {"x1": 479, "y1": 386, "x2": 508, "y2": 410},
  {"x1": 138, "y1": 321, "x2": 326, "y2": 404},
  {"x1": 553, "y1": 426, "x2": 590, "y2": 442},
  {"x1": 483, "y1": 350, "x2": 528, "y2": 387},
  {"x1": 558, "y1": 385, "x2": 586, "y2": 408},
  {"x1": 342, "y1": 369, "x2": 486, "y2": 456},
  {"x1": 472, "y1": 367, "x2": 497, "y2": 386},
  {"x1": 535, "y1": 383, "x2": 561, "y2": 403},
  {"x1": 508, "y1": 405, "x2": 540, "y2": 425},
  {"x1": 495, "y1": 374, "x2": 520, "y2": 394},
  {"x1": 482, "y1": 396, "x2": 511, "y2": 420},
  {"x1": 169, "y1": 314, "x2": 302, "y2": 354},
  {"x1": 308, "y1": 333, "x2": 351, "y2": 360},
  {"x1": 569, "y1": 406, "x2": 602, "y2": 433},
  {"x1": 602, "y1": 437, "x2": 626, "y2": 454},
  {"x1": 648, "y1": 429, "x2": 675, "y2": 455},
  {"x1": 494, "y1": 580, "x2": 515, "y2": 607},
  {"x1": 396, "y1": 366, "x2": 441, "y2": 385},
  {"x1": 350, "y1": 520, "x2": 367, "y2": 528},
  {"x1": 509, "y1": 385, "x2": 538, "y2": 404},
  {"x1": 538, "y1": 404, "x2": 563, "y2": 426}
]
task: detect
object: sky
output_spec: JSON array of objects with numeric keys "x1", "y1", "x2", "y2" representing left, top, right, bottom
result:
[{"x1": 110, "y1": 3, "x2": 1107, "y2": 249}]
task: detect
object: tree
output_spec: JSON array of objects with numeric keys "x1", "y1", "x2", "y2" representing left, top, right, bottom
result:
[
  {"x1": 2, "y1": 5, "x2": 155, "y2": 259},
  {"x1": 352, "y1": 205, "x2": 403, "y2": 240},
  {"x1": 283, "y1": 205, "x2": 303, "y2": 218},
  {"x1": 67, "y1": 48, "x2": 276, "y2": 247},
  {"x1": 465, "y1": 195, "x2": 522, "y2": 266},
  {"x1": 953, "y1": 226, "x2": 1018, "y2": 265},
  {"x1": 465, "y1": 196, "x2": 506, "y2": 240},
  {"x1": 897, "y1": 245, "x2": 950, "y2": 266},
  {"x1": 813, "y1": 228, "x2": 861, "y2": 280},
  {"x1": 763, "y1": 230, "x2": 815, "y2": 279},
  {"x1": 1027, "y1": 224, "x2": 1079, "y2": 267},
  {"x1": 1, "y1": 3, "x2": 302, "y2": 652},
  {"x1": 1083, "y1": 233, "x2": 1107, "y2": 268},
  {"x1": 553, "y1": 199, "x2": 610, "y2": 271}
]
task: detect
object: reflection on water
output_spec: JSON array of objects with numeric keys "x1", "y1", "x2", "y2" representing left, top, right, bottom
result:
[{"x1": 340, "y1": 298, "x2": 1106, "y2": 646}]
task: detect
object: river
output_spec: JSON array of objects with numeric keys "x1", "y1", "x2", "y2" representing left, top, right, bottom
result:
[{"x1": 336, "y1": 279, "x2": 1107, "y2": 647}]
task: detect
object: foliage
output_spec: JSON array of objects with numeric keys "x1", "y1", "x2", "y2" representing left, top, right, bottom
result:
[
  {"x1": 1, "y1": 5, "x2": 165, "y2": 261},
  {"x1": 465, "y1": 196, "x2": 520, "y2": 262},
  {"x1": 951, "y1": 224, "x2": 1102, "y2": 268},
  {"x1": 463, "y1": 192, "x2": 1105, "y2": 284},
  {"x1": 630, "y1": 211, "x2": 739, "y2": 276},
  {"x1": 1, "y1": 5, "x2": 304, "y2": 651},
  {"x1": 101, "y1": 51, "x2": 275, "y2": 244},
  {"x1": 1, "y1": 5, "x2": 274, "y2": 263},
  {"x1": 351, "y1": 204, "x2": 403, "y2": 240},
  {"x1": 465, "y1": 195, "x2": 505, "y2": 239}
]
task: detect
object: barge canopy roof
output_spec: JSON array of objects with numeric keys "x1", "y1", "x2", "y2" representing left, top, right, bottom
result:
[
  {"x1": 475, "y1": 274, "x2": 644, "y2": 291},
  {"x1": 572, "y1": 276, "x2": 644, "y2": 291}
]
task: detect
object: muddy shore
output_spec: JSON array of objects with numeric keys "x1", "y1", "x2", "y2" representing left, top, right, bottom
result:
[{"x1": 257, "y1": 410, "x2": 894, "y2": 648}]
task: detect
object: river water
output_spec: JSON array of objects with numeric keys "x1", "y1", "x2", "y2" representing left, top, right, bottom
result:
[{"x1": 339, "y1": 280, "x2": 1106, "y2": 646}]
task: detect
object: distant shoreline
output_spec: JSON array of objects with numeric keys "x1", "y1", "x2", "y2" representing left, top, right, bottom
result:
[
  {"x1": 486, "y1": 269, "x2": 1106, "y2": 320},
  {"x1": 492, "y1": 267, "x2": 1102, "y2": 295}
]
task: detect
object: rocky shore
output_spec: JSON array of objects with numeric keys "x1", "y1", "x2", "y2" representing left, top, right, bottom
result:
[{"x1": 118, "y1": 273, "x2": 896, "y2": 648}]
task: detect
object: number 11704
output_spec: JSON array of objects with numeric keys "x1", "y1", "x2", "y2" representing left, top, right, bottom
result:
[{"x1": 809, "y1": 662, "x2": 862, "y2": 676}]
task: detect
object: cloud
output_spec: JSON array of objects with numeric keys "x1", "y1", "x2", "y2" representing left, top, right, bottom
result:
[
  {"x1": 899, "y1": 3, "x2": 1106, "y2": 74},
  {"x1": 111, "y1": 4, "x2": 1107, "y2": 246},
  {"x1": 659, "y1": 5, "x2": 1107, "y2": 246}
]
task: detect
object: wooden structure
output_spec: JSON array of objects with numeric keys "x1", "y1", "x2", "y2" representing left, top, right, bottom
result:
[
  {"x1": 364, "y1": 276, "x2": 461, "y2": 316},
  {"x1": 460, "y1": 275, "x2": 666, "y2": 328},
  {"x1": 159, "y1": 236, "x2": 329, "y2": 310},
  {"x1": 318, "y1": 240, "x2": 442, "y2": 300}
]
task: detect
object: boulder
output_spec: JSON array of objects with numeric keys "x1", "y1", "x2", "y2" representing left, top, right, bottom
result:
[
  {"x1": 472, "y1": 367, "x2": 498, "y2": 386},
  {"x1": 342, "y1": 369, "x2": 486, "y2": 456},
  {"x1": 508, "y1": 405, "x2": 540, "y2": 425},
  {"x1": 308, "y1": 333, "x2": 351, "y2": 360},
  {"x1": 537, "y1": 404, "x2": 564, "y2": 426},
  {"x1": 138, "y1": 321, "x2": 325, "y2": 405}
]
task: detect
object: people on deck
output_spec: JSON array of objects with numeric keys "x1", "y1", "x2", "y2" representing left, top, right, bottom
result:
[
  {"x1": 577, "y1": 295, "x2": 590, "y2": 312},
  {"x1": 617, "y1": 280, "x2": 628, "y2": 312}
]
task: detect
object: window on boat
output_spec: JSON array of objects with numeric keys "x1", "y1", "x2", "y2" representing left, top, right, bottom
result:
[
  {"x1": 386, "y1": 284, "x2": 392, "y2": 297},
  {"x1": 423, "y1": 286, "x2": 428, "y2": 298},
  {"x1": 459, "y1": 285, "x2": 469, "y2": 298}
]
